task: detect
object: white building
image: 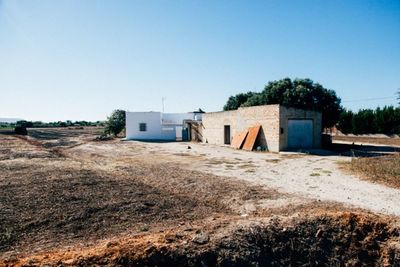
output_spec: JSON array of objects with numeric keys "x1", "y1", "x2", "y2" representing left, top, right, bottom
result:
[{"x1": 125, "y1": 111, "x2": 203, "y2": 141}]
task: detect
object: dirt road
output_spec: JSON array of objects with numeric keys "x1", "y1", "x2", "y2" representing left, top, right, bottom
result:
[{"x1": 89, "y1": 141, "x2": 400, "y2": 216}]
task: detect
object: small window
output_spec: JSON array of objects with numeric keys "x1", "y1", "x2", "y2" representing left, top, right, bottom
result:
[{"x1": 139, "y1": 123, "x2": 147, "y2": 132}]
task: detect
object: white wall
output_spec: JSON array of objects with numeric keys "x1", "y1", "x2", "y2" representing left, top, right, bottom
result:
[
  {"x1": 161, "y1": 113, "x2": 195, "y2": 125},
  {"x1": 126, "y1": 112, "x2": 164, "y2": 140},
  {"x1": 126, "y1": 111, "x2": 196, "y2": 140}
]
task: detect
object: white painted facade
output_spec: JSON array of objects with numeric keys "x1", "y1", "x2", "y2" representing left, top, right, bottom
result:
[{"x1": 125, "y1": 111, "x2": 200, "y2": 140}]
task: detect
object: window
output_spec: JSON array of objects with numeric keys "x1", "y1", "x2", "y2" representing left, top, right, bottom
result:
[{"x1": 139, "y1": 123, "x2": 147, "y2": 132}]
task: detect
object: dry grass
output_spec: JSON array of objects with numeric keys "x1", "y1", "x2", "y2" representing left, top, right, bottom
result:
[
  {"x1": 2, "y1": 128, "x2": 400, "y2": 266},
  {"x1": 342, "y1": 153, "x2": 400, "y2": 189},
  {"x1": 0, "y1": 129, "x2": 278, "y2": 256}
]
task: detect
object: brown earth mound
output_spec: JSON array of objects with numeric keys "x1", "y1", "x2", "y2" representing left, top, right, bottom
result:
[{"x1": 5, "y1": 212, "x2": 399, "y2": 266}]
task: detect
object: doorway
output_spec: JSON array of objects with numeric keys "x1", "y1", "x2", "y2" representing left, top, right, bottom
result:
[
  {"x1": 175, "y1": 126, "x2": 183, "y2": 141},
  {"x1": 224, "y1": 125, "x2": 231, "y2": 144}
]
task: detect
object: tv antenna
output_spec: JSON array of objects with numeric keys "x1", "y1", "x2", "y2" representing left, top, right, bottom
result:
[{"x1": 162, "y1": 97, "x2": 166, "y2": 113}]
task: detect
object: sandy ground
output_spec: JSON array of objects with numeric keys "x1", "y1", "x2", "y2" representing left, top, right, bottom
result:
[{"x1": 111, "y1": 141, "x2": 400, "y2": 216}]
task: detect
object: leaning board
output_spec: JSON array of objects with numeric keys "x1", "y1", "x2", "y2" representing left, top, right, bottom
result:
[
  {"x1": 231, "y1": 130, "x2": 248, "y2": 149},
  {"x1": 242, "y1": 125, "x2": 261, "y2": 151}
]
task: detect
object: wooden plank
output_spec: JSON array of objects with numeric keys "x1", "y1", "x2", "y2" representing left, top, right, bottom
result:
[
  {"x1": 242, "y1": 125, "x2": 261, "y2": 151},
  {"x1": 231, "y1": 130, "x2": 248, "y2": 149}
]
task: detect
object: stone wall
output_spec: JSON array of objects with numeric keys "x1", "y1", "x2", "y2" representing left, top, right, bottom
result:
[
  {"x1": 202, "y1": 105, "x2": 322, "y2": 152},
  {"x1": 202, "y1": 105, "x2": 281, "y2": 152}
]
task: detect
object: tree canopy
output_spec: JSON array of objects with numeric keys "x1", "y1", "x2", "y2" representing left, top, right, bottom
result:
[
  {"x1": 104, "y1": 109, "x2": 126, "y2": 136},
  {"x1": 223, "y1": 78, "x2": 343, "y2": 128},
  {"x1": 223, "y1": 92, "x2": 255, "y2": 111}
]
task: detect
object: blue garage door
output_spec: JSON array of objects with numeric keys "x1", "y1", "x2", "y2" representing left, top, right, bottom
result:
[{"x1": 288, "y1": 119, "x2": 313, "y2": 149}]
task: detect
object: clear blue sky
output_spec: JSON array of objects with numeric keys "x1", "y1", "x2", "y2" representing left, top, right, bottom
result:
[{"x1": 0, "y1": 0, "x2": 399, "y2": 122}]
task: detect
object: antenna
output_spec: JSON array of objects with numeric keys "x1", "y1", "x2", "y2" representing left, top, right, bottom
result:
[{"x1": 162, "y1": 97, "x2": 166, "y2": 113}]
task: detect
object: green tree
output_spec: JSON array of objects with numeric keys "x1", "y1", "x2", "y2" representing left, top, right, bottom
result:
[
  {"x1": 375, "y1": 106, "x2": 400, "y2": 134},
  {"x1": 223, "y1": 91, "x2": 256, "y2": 111},
  {"x1": 352, "y1": 109, "x2": 376, "y2": 134},
  {"x1": 225, "y1": 78, "x2": 343, "y2": 128},
  {"x1": 104, "y1": 109, "x2": 126, "y2": 136},
  {"x1": 337, "y1": 109, "x2": 353, "y2": 134}
]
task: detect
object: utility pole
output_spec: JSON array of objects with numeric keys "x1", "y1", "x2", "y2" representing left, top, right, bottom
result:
[{"x1": 162, "y1": 97, "x2": 166, "y2": 113}]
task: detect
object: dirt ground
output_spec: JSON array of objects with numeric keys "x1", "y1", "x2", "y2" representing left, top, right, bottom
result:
[{"x1": 1, "y1": 128, "x2": 399, "y2": 266}]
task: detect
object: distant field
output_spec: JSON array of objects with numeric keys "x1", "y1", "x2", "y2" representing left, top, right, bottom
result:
[
  {"x1": 0, "y1": 128, "x2": 14, "y2": 133},
  {"x1": 333, "y1": 135, "x2": 400, "y2": 146}
]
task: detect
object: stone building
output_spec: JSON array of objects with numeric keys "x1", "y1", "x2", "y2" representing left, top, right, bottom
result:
[{"x1": 202, "y1": 104, "x2": 322, "y2": 152}]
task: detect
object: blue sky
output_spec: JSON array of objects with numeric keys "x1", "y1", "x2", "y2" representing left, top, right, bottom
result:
[{"x1": 0, "y1": 0, "x2": 399, "y2": 121}]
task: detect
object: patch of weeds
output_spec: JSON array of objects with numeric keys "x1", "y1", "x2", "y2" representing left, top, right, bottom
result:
[
  {"x1": 321, "y1": 170, "x2": 332, "y2": 174},
  {"x1": 238, "y1": 163, "x2": 256, "y2": 169},
  {"x1": 207, "y1": 159, "x2": 237, "y2": 165},
  {"x1": 265, "y1": 159, "x2": 281, "y2": 163},
  {"x1": 310, "y1": 173, "x2": 321, "y2": 177},
  {"x1": 207, "y1": 160, "x2": 223, "y2": 165},
  {"x1": 281, "y1": 154, "x2": 306, "y2": 159},
  {"x1": 245, "y1": 169, "x2": 256, "y2": 173},
  {"x1": 139, "y1": 225, "x2": 149, "y2": 232},
  {"x1": 173, "y1": 153, "x2": 188, "y2": 157},
  {"x1": 225, "y1": 164, "x2": 235, "y2": 169}
]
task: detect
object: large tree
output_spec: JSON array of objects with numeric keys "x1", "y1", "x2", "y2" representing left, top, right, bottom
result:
[
  {"x1": 223, "y1": 78, "x2": 343, "y2": 128},
  {"x1": 104, "y1": 109, "x2": 126, "y2": 136}
]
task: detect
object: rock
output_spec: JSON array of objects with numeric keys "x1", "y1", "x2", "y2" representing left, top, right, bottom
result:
[{"x1": 192, "y1": 232, "x2": 209, "y2": 245}]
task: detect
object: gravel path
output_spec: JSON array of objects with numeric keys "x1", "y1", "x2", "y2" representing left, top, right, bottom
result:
[{"x1": 138, "y1": 142, "x2": 400, "y2": 217}]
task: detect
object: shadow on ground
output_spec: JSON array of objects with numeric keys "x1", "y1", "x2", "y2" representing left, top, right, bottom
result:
[{"x1": 291, "y1": 142, "x2": 400, "y2": 157}]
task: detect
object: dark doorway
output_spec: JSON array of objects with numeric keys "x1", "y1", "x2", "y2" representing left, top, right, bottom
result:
[{"x1": 224, "y1": 125, "x2": 231, "y2": 144}]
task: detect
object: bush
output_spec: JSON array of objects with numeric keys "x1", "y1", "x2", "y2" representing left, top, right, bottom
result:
[
  {"x1": 14, "y1": 125, "x2": 28, "y2": 135},
  {"x1": 104, "y1": 109, "x2": 126, "y2": 136}
]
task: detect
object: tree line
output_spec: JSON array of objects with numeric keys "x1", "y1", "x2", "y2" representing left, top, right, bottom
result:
[{"x1": 337, "y1": 106, "x2": 400, "y2": 135}]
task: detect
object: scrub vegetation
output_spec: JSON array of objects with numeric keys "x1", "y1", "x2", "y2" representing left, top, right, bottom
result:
[{"x1": 343, "y1": 153, "x2": 400, "y2": 189}]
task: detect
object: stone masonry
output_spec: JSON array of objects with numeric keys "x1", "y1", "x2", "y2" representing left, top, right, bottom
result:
[{"x1": 202, "y1": 104, "x2": 321, "y2": 152}]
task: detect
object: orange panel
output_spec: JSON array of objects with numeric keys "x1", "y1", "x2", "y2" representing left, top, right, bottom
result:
[
  {"x1": 231, "y1": 130, "x2": 248, "y2": 149},
  {"x1": 242, "y1": 125, "x2": 261, "y2": 151}
]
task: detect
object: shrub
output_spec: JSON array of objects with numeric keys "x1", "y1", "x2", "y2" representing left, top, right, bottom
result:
[
  {"x1": 104, "y1": 109, "x2": 126, "y2": 136},
  {"x1": 14, "y1": 125, "x2": 28, "y2": 135}
]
